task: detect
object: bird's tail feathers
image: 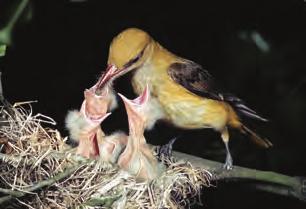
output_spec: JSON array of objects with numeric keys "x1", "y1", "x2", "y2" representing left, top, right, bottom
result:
[
  {"x1": 240, "y1": 124, "x2": 273, "y2": 148},
  {"x1": 223, "y1": 93, "x2": 268, "y2": 122}
]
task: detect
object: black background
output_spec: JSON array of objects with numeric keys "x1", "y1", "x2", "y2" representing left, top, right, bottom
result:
[{"x1": 1, "y1": 0, "x2": 306, "y2": 208}]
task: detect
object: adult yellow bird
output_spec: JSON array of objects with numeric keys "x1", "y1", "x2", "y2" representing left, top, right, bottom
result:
[{"x1": 100, "y1": 28, "x2": 272, "y2": 169}]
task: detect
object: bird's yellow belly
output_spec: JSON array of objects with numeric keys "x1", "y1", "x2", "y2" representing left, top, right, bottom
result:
[
  {"x1": 131, "y1": 63, "x2": 230, "y2": 131},
  {"x1": 158, "y1": 87, "x2": 229, "y2": 131}
]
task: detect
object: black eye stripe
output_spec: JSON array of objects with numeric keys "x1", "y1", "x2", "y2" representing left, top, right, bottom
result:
[{"x1": 123, "y1": 46, "x2": 146, "y2": 69}]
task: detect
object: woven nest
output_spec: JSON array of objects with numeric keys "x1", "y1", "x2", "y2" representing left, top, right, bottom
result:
[{"x1": 0, "y1": 102, "x2": 213, "y2": 209}]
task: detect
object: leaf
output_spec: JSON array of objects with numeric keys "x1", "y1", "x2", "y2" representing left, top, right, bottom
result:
[
  {"x1": 84, "y1": 194, "x2": 121, "y2": 207},
  {"x1": 0, "y1": 45, "x2": 6, "y2": 57}
]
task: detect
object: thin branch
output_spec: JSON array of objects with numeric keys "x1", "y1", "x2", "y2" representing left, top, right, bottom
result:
[
  {"x1": 0, "y1": 188, "x2": 24, "y2": 196},
  {"x1": 173, "y1": 151, "x2": 306, "y2": 201},
  {"x1": 0, "y1": 72, "x2": 3, "y2": 96},
  {"x1": 0, "y1": 72, "x2": 14, "y2": 114},
  {"x1": 0, "y1": 161, "x2": 88, "y2": 205},
  {"x1": 5, "y1": 0, "x2": 30, "y2": 32},
  {"x1": 0, "y1": 0, "x2": 30, "y2": 45}
]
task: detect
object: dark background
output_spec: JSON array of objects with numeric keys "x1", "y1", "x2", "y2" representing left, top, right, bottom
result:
[{"x1": 1, "y1": 0, "x2": 306, "y2": 208}]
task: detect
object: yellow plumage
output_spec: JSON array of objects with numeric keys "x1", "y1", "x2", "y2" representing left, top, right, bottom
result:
[
  {"x1": 127, "y1": 35, "x2": 238, "y2": 132},
  {"x1": 106, "y1": 28, "x2": 272, "y2": 169}
]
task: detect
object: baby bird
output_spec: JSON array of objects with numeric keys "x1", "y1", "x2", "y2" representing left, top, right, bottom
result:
[
  {"x1": 117, "y1": 86, "x2": 164, "y2": 182},
  {"x1": 65, "y1": 87, "x2": 110, "y2": 159},
  {"x1": 99, "y1": 131, "x2": 127, "y2": 163},
  {"x1": 65, "y1": 65, "x2": 126, "y2": 161}
]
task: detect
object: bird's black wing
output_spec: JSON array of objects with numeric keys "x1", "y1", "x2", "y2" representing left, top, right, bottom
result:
[
  {"x1": 167, "y1": 60, "x2": 222, "y2": 100},
  {"x1": 167, "y1": 60, "x2": 268, "y2": 122}
]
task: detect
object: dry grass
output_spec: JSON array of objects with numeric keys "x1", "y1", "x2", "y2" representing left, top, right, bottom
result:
[{"x1": 0, "y1": 102, "x2": 212, "y2": 209}]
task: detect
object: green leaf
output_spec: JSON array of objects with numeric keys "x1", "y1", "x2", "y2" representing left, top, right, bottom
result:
[
  {"x1": 0, "y1": 27, "x2": 12, "y2": 46},
  {"x1": 84, "y1": 195, "x2": 121, "y2": 207},
  {"x1": 0, "y1": 45, "x2": 7, "y2": 57}
]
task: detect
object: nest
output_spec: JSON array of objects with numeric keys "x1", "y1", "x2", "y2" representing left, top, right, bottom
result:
[{"x1": 0, "y1": 102, "x2": 213, "y2": 209}]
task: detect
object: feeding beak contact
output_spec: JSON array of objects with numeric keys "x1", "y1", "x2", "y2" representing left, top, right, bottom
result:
[
  {"x1": 96, "y1": 64, "x2": 129, "y2": 90},
  {"x1": 94, "y1": 65, "x2": 120, "y2": 93}
]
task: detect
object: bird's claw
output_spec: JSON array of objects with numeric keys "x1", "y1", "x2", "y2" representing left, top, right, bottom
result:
[
  {"x1": 156, "y1": 137, "x2": 178, "y2": 161},
  {"x1": 223, "y1": 154, "x2": 233, "y2": 170}
]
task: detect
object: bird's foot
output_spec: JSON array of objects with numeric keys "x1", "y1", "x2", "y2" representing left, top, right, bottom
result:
[
  {"x1": 156, "y1": 137, "x2": 178, "y2": 160},
  {"x1": 223, "y1": 154, "x2": 233, "y2": 170}
]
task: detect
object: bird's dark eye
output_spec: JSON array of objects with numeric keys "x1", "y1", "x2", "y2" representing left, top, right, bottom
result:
[{"x1": 123, "y1": 46, "x2": 146, "y2": 69}]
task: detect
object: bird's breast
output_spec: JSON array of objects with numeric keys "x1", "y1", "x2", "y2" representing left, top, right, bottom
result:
[{"x1": 131, "y1": 59, "x2": 230, "y2": 131}]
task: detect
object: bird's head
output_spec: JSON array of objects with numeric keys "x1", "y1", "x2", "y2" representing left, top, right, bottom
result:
[
  {"x1": 82, "y1": 88, "x2": 110, "y2": 122},
  {"x1": 99, "y1": 28, "x2": 153, "y2": 87},
  {"x1": 118, "y1": 84, "x2": 149, "y2": 137},
  {"x1": 80, "y1": 69, "x2": 117, "y2": 123}
]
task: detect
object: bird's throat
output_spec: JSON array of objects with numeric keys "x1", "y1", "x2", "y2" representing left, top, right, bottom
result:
[{"x1": 92, "y1": 134, "x2": 100, "y2": 157}]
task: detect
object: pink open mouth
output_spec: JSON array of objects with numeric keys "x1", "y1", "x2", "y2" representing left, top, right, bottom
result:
[
  {"x1": 118, "y1": 84, "x2": 149, "y2": 107},
  {"x1": 131, "y1": 85, "x2": 149, "y2": 106}
]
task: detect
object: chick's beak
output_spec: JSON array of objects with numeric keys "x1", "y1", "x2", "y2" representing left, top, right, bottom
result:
[
  {"x1": 81, "y1": 89, "x2": 109, "y2": 124},
  {"x1": 118, "y1": 85, "x2": 149, "y2": 135},
  {"x1": 118, "y1": 85, "x2": 149, "y2": 109},
  {"x1": 77, "y1": 88, "x2": 112, "y2": 159},
  {"x1": 81, "y1": 65, "x2": 119, "y2": 121},
  {"x1": 117, "y1": 85, "x2": 164, "y2": 181}
]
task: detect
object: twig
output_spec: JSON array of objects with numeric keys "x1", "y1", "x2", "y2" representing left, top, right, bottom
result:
[
  {"x1": 0, "y1": 161, "x2": 88, "y2": 205},
  {"x1": 0, "y1": 188, "x2": 24, "y2": 196},
  {"x1": 0, "y1": 72, "x2": 3, "y2": 97},
  {"x1": 5, "y1": 0, "x2": 30, "y2": 33},
  {"x1": 0, "y1": 72, "x2": 14, "y2": 110},
  {"x1": 173, "y1": 151, "x2": 306, "y2": 201},
  {"x1": 0, "y1": 0, "x2": 30, "y2": 45}
]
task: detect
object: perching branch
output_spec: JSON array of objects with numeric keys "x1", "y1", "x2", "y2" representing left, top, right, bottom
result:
[
  {"x1": 1, "y1": 150, "x2": 304, "y2": 204},
  {"x1": 173, "y1": 151, "x2": 306, "y2": 201}
]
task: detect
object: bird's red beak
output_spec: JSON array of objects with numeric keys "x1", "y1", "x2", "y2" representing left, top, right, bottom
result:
[
  {"x1": 118, "y1": 85, "x2": 149, "y2": 136},
  {"x1": 95, "y1": 64, "x2": 122, "y2": 92}
]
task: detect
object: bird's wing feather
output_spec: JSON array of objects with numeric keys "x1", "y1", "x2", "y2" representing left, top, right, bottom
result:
[
  {"x1": 167, "y1": 60, "x2": 221, "y2": 100},
  {"x1": 167, "y1": 60, "x2": 268, "y2": 122}
]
